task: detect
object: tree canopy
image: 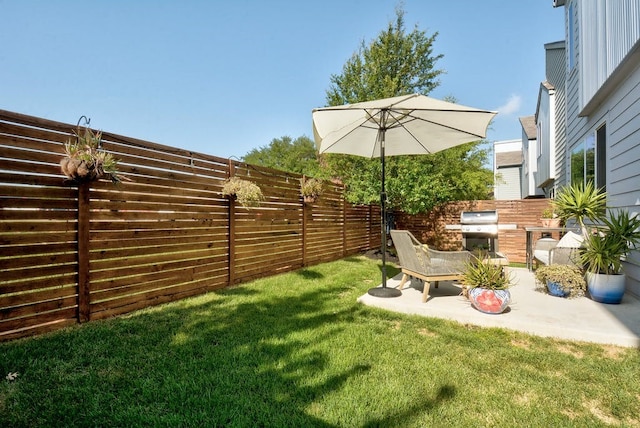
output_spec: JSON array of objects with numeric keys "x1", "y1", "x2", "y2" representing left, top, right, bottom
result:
[
  {"x1": 325, "y1": 6, "x2": 443, "y2": 105},
  {"x1": 321, "y1": 5, "x2": 493, "y2": 214},
  {"x1": 242, "y1": 5, "x2": 494, "y2": 214},
  {"x1": 242, "y1": 135, "x2": 321, "y2": 177}
]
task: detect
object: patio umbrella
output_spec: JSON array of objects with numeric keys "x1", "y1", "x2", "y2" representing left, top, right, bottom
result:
[{"x1": 312, "y1": 93, "x2": 496, "y2": 298}]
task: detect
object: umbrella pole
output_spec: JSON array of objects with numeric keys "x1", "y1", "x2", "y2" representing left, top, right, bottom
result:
[{"x1": 368, "y1": 123, "x2": 401, "y2": 298}]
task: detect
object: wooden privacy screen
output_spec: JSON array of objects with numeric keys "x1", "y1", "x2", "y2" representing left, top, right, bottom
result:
[
  {"x1": 0, "y1": 109, "x2": 549, "y2": 341},
  {"x1": 0, "y1": 110, "x2": 379, "y2": 341}
]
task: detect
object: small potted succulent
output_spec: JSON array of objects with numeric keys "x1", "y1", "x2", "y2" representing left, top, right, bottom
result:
[
  {"x1": 534, "y1": 264, "x2": 586, "y2": 298},
  {"x1": 300, "y1": 177, "x2": 323, "y2": 203},
  {"x1": 460, "y1": 252, "x2": 513, "y2": 314},
  {"x1": 541, "y1": 204, "x2": 561, "y2": 228},
  {"x1": 221, "y1": 176, "x2": 264, "y2": 208}
]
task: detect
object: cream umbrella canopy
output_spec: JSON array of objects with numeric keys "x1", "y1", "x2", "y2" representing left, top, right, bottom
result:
[{"x1": 312, "y1": 93, "x2": 497, "y2": 297}]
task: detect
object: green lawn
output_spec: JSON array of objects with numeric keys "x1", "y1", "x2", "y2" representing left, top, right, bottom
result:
[{"x1": 1, "y1": 256, "x2": 639, "y2": 427}]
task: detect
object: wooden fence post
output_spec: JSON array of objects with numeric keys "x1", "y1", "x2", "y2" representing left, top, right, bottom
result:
[
  {"x1": 77, "y1": 181, "x2": 91, "y2": 323},
  {"x1": 342, "y1": 193, "x2": 347, "y2": 257},
  {"x1": 302, "y1": 194, "x2": 308, "y2": 267},
  {"x1": 227, "y1": 160, "x2": 236, "y2": 285}
]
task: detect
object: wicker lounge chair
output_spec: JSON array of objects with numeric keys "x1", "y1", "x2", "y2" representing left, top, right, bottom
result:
[{"x1": 390, "y1": 230, "x2": 472, "y2": 303}]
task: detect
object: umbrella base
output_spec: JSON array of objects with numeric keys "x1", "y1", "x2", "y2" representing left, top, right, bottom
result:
[{"x1": 368, "y1": 287, "x2": 402, "y2": 298}]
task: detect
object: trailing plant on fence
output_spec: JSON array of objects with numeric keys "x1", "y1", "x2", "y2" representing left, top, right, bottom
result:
[
  {"x1": 60, "y1": 122, "x2": 125, "y2": 183},
  {"x1": 221, "y1": 176, "x2": 264, "y2": 208},
  {"x1": 300, "y1": 177, "x2": 323, "y2": 203}
]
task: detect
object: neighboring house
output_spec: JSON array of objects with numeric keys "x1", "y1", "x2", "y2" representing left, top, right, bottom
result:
[
  {"x1": 535, "y1": 41, "x2": 567, "y2": 197},
  {"x1": 493, "y1": 139, "x2": 523, "y2": 200},
  {"x1": 518, "y1": 115, "x2": 544, "y2": 198},
  {"x1": 553, "y1": 0, "x2": 640, "y2": 297}
]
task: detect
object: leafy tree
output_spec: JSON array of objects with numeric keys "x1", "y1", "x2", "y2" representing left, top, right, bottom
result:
[
  {"x1": 326, "y1": 6, "x2": 443, "y2": 105},
  {"x1": 242, "y1": 135, "x2": 320, "y2": 176},
  {"x1": 321, "y1": 5, "x2": 494, "y2": 214}
]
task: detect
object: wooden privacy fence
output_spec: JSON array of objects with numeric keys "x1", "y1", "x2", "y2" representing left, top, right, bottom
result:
[
  {"x1": 1, "y1": 109, "x2": 552, "y2": 341},
  {"x1": 0, "y1": 110, "x2": 380, "y2": 341},
  {"x1": 395, "y1": 198, "x2": 553, "y2": 263}
]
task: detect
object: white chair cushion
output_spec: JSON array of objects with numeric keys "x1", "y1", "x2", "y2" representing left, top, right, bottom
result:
[
  {"x1": 557, "y1": 231, "x2": 583, "y2": 248},
  {"x1": 533, "y1": 250, "x2": 550, "y2": 265}
]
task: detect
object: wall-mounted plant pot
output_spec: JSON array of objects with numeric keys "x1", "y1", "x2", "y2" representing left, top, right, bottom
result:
[
  {"x1": 586, "y1": 272, "x2": 625, "y2": 304},
  {"x1": 303, "y1": 196, "x2": 317, "y2": 204}
]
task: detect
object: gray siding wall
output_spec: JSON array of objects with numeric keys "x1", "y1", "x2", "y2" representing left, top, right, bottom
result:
[{"x1": 565, "y1": 0, "x2": 640, "y2": 297}]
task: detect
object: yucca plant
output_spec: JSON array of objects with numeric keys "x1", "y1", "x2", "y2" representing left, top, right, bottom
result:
[
  {"x1": 552, "y1": 181, "x2": 606, "y2": 236},
  {"x1": 580, "y1": 210, "x2": 640, "y2": 275}
]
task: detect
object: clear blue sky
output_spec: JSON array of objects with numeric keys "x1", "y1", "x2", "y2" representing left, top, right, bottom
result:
[{"x1": 2, "y1": 1, "x2": 564, "y2": 160}]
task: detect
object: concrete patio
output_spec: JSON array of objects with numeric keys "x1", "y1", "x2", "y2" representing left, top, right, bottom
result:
[{"x1": 358, "y1": 267, "x2": 640, "y2": 348}]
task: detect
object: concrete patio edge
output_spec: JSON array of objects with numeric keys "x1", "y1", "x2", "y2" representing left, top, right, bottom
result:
[{"x1": 357, "y1": 267, "x2": 640, "y2": 348}]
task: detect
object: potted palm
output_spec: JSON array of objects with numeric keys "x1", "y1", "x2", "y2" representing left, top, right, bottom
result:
[
  {"x1": 580, "y1": 210, "x2": 640, "y2": 303},
  {"x1": 460, "y1": 252, "x2": 513, "y2": 314},
  {"x1": 552, "y1": 181, "x2": 606, "y2": 237},
  {"x1": 553, "y1": 181, "x2": 640, "y2": 303},
  {"x1": 534, "y1": 264, "x2": 586, "y2": 298}
]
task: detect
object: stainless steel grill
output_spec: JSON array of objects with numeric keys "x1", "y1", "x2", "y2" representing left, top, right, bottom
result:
[{"x1": 460, "y1": 210, "x2": 499, "y2": 252}]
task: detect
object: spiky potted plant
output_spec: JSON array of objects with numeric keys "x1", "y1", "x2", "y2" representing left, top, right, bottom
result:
[
  {"x1": 60, "y1": 125, "x2": 124, "y2": 183},
  {"x1": 554, "y1": 181, "x2": 640, "y2": 303},
  {"x1": 580, "y1": 210, "x2": 640, "y2": 303},
  {"x1": 460, "y1": 252, "x2": 513, "y2": 314}
]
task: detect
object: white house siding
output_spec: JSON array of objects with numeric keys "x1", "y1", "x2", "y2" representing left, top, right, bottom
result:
[
  {"x1": 519, "y1": 116, "x2": 543, "y2": 198},
  {"x1": 578, "y1": 0, "x2": 640, "y2": 110},
  {"x1": 520, "y1": 127, "x2": 531, "y2": 198},
  {"x1": 536, "y1": 84, "x2": 555, "y2": 191},
  {"x1": 546, "y1": 42, "x2": 567, "y2": 190},
  {"x1": 563, "y1": 0, "x2": 640, "y2": 297},
  {"x1": 495, "y1": 167, "x2": 522, "y2": 200}
]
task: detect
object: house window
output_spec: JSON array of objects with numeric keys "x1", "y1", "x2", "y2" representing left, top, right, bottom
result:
[
  {"x1": 570, "y1": 124, "x2": 606, "y2": 189},
  {"x1": 596, "y1": 124, "x2": 606, "y2": 192}
]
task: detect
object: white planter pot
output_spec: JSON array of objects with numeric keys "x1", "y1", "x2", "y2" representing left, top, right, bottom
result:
[{"x1": 586, "y1": 272, "x2": 625, "y2": 304}]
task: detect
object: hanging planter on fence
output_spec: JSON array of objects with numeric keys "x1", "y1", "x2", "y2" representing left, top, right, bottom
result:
[
  {"x1": 60, "y1": 117, "x2": 126, "y2": 184},
  {"x1": 300, "y1": 177, "x2": 323, "y2": 204},
  {"x1": 221, "y1": 176, "x2": 264, "y2": 208}
]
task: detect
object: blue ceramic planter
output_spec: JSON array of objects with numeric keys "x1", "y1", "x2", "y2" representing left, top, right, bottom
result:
[
  {"x1": 546, "y1": 281, "x2": 570, "y2": 298},
  {"x1": 586, "y1": 272, "x2": 625, "y2": 304}
]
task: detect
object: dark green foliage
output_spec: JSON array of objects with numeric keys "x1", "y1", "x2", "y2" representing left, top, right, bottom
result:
[{"x1": 243, "y1": 135, "x2": 321, "y2": 176}]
